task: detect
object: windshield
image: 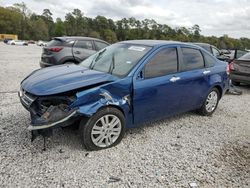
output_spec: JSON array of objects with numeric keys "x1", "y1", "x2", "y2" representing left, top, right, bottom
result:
[{"x1": 80, "y1": 43, "x2": 152, "y2": 77}]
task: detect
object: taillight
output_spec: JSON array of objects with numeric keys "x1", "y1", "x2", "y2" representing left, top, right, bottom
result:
[
  {"x1": 48, "y1": 47, "x2": 63, "y2": 52},
  {"x1": 229, "y1": 62, "x2": 235, "y2": 71}
]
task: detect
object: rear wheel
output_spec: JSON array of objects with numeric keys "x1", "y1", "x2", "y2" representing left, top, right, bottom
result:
[
  {"x1": 80, "y1": 107, "x2": 125, "y2": 150},
  {"x1": 198, "y1": 88, "x2": 220, "y2": 116}
]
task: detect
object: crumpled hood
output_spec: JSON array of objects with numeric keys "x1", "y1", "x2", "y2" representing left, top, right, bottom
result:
[{"x1": 21, "y1": 64, "x2": 117, "y2": 96}]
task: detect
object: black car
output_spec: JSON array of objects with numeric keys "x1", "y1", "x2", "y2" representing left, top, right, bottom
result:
[
  {"x1": 40, "y1": 36, "x2": 110, "y2": 68},
  {"x1": 229, "y1": 52, "x2": 250, "y2": 85},
  {"x1": 226, "y1": 49, "x2": 248, "y2": 63}
]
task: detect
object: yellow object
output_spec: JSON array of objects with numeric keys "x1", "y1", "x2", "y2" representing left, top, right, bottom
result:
[{"x1": 0, "y1": 34, "x2": 18, "y2": 40}]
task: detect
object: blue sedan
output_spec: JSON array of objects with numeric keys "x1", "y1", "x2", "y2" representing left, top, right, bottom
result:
[{"x1": 19, "y1": 40, "x2": 229, "y2": 150}]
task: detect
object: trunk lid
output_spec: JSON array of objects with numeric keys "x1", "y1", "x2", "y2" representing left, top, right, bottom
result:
[{"x1": 233, "y1": 59, "x2": 250, "y2": 75}]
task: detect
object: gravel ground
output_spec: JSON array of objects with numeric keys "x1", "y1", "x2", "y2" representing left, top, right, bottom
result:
[{"x1": 0, "y1": 43, "x2": 249, "y2": 188}]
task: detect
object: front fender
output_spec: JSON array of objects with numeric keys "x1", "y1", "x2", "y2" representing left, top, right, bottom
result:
[{"x1": 70, "y1": 88, "x2": 132, "y2": 126}]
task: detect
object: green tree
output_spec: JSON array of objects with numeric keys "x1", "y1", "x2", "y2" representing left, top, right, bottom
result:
[
  {"x1": 1, "y1": 4, "x2": 250, "y2": 49},
  {"x1": 191, "y1": 24, "x2": 201, "y2": 41},
  {"x1": 0, "y1": 7, "x2": 22, "y2": 35},
  {"x1": 88, "y1": 31, "x2": 100, "y2": 38},
  {"x1": 54, "y1": 18, "x2": 65, "y2": 37},
  {"x1": 13, "y1": 2, "x2": 30, "y2": 39},
  {"x1": 27, "y1": 14, "x2": 49, "y2": 40},
  {"x1": 42, "y1": 9, "x2": 54, "y2": 38},
  {"x1": 103, "y1": 29, "x2": 117, "y2": 43}
]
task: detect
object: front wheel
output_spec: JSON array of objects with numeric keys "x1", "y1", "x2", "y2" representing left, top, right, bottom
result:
[
  {"x1": 80, "y1": 107, "x2": 126, "y2": 150},
  {"x1": 198, "y1": 88, "x2": 220, "y2": 116}
]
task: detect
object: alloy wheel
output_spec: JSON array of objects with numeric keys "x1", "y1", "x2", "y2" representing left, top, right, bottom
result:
[
  {"x1": 91, "y1": 114, "x2": 122, "y2": 148},
  {"x1": 205, "y1": 91, "x2": 218, "y2": 113}
]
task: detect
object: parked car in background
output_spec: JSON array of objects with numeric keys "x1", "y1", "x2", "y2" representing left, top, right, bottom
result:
[
  {"x1": 19, "y1": 40, "x2": 229, "y2": 150},
  {"x1": 220, "y1": 49, "x2": 231, "y2": 55},
  {"x1": 28, "y1": 40, "x2": 35, "y2": 44},
  {"x1": 40, "y1": 36, "x2": 110, "y2": 68},
  {"x1": 229, "y1": 52, "x2": 250, "y2": 85},
  {"x1": 37, "y1": 40, "x2": 47, "y2": 46},
  {"x1": 194, "y1": 43, "x2": 229, "y2": 61},
  {"x1": 3, "y1": 38, "x2": 12, "y2": 44},
  {"x1": 226, "y1": 49, "x2": 248, "y2": 63},
  {"x1": 7, "y1": 40, "x2": 28, "y2": 46}
]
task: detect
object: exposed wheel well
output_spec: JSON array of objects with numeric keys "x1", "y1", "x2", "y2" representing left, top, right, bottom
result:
[
  {"x1": 63, "y1": 60, "x2": 78, "y2": 64},
  {"x1": 213, "y1": 85, "x2": 223, "y2": 99},
  {"x1": 99, "y1": 105, "x2": 125, "y2": 117}
]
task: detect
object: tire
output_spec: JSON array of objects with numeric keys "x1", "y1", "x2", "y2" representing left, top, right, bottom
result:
[
  {"x1": 232, "y1": 80, "x2": 240, "y2": 86},
  {"x1": 198, "y1": 88, "x2": 220, "y2": 116},
  {"x1": 79, "y1": 107, "x2": 126, "y2": 151},
  {"x1": 64, "y1": 61, "x2": 77, "y2": 65}
]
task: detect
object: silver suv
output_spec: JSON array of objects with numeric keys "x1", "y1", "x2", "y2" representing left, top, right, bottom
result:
[{"x1": 40, "y1": 36, "x2": 109, "y2": 68}]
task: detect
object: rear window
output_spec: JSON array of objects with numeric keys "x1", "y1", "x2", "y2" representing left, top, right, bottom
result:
[
  {"x1": 203, "y1": 52, "x2": 215, "y2": 67},
  {"x1": 212, "y1": 47, "x2": 220, "y2": 57},
  {"x1": 95, "y1": 41, "x2": 109, "y2": 51},
  {"x1": 238, "y1": 51, "x2": 250, "y2": 60},
  {"x1": 47, "y1": 39, "x2": 74, "y2": 47},
  {"x1": 181, "y1": 48, "x2": 204, "y2": 71},
  {"x1": 236, "y1": 50, "x2": 250, "y2": 59}
]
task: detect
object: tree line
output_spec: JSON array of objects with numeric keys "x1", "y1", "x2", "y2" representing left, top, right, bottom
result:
[{"x1": 1, "y1": 2, "x2": 250, "y2": 50}]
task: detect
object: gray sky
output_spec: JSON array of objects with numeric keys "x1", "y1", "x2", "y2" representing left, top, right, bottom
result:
[{"x1": 1, "y1": 0, "x2": 250, "y2": 38}]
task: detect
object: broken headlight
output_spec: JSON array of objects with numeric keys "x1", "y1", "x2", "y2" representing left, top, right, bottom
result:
[{"x1": 30, "y1": 95, "x2": 77, "y2": 125}]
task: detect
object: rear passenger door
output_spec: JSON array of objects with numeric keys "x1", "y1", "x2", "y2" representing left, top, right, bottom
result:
[
  {"x1": 176, "y1": 47, "x2": 209, "y2": 111},
  {"x1": 73, "y1": 40, "x2": 96, "y2": 61}
]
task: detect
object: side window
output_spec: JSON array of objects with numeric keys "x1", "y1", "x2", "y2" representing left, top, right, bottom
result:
[
  {"x1": 63, "y1": 40, "x2": 74, "y2": 47},
  {"x1": 95, "y1": 41, "x2": 109, "y2": 51},
  {"x1": 74, "y1": 40, "x2": 93, "y2": 50},
  {"x1": 212, "y1": 47, "x2": 220, "y2": 57},
  {"x1": 203, "y1": 52, "x2": 215, "y2": 67},
  {"x1": 181, "y1": 48, "x2": 204, "y2": 71},
  {"x1": 144, "y1": 48, "x2": 178, "y2": 78}
]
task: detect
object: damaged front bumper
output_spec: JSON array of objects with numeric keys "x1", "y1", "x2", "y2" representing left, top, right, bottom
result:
[
  {"x1": 27, "y1": 110, "x2": 78, "y2": 130},
  {"x1": 19, "y1": 89, "x2": 80, "y2": 131}
]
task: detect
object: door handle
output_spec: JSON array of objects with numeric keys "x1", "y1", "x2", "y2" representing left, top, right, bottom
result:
[
  {"x1": 203, "y1": 70, "x2": 211, "y2": 75},
  {"x1": 74, "y1": 51, "x2": 80, "y2": 54},
  {"x1": 170, "y1": 76, "x2": 181, "y2": 82}
]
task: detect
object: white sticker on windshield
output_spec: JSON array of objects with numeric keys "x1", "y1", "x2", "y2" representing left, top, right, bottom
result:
[
  {"x1": 128, "y1": 46, "x2": 146, "y2": 51},
  {"x1": 126, "y1": 61, "x2": 132, "y2": 64}
]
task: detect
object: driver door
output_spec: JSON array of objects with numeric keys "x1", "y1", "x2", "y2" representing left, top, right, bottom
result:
[{"x1": 133, "y1": 46, "x2": 182, "y2": 125}]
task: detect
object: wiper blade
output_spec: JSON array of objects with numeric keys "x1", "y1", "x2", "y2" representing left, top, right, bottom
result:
[
  {"x1": 90, "y1": 49, "x2": 106, "y2": 69},
  {"x1": 109, "y1": 53, "x2": 115, "y2": 74}
]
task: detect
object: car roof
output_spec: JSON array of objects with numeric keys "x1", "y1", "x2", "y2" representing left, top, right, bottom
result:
[
  {"x1": 53, "y1": 36, "x2": 109, "y2": 44},
  {"x1": 120, "y1": 40, "x2": 201, "y2": 48},
  {"x1": 194, "y1": 42, "x2": 211, "y2": 47}
]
